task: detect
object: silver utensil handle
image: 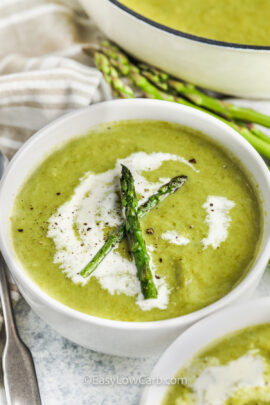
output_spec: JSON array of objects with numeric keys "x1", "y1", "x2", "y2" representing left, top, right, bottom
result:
[{"x1": 0, "y1": 254, "x2": 41, "y2": 405}]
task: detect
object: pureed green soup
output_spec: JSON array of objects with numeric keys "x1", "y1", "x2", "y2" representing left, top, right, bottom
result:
[
  {"x1": 11, "y1": 121, "x2": 261, "y2": 321},
  {"x1": 162, "y1": 323, "x2": 270, "y2": 404},
  {"x1": 119, "y1": 0, "x2": 270, "y2": 46}
]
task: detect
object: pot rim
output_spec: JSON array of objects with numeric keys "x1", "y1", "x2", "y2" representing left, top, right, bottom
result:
[{"x1": 109, "y1": 0, "x2": 270, "y2": 51}]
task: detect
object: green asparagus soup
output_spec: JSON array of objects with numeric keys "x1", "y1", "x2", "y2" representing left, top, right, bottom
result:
[
  {"x1": 119, "y1": 0, "x2": 270, "y2": 46},
  {"x1": 162, "y1": 323, "x2": 270, "y2": 404},
  {"x1": 11, "y1": 120, "x2": 261, "y2": 321}
]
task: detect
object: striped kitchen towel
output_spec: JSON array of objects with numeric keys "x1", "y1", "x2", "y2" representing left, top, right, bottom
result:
[{"x1": 0, "y1": 0, "x2": 112, "y2": 160}]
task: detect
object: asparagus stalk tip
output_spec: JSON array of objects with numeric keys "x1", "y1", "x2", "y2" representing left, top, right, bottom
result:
[{"x1": 120, "y1": 164, "x2": 157, "y2": 299}]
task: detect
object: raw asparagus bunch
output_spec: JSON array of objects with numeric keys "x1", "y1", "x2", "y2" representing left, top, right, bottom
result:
[
  {"x1": 101, "y1": 41, "x2": 270, "y2": 126},
  {"x1": 80, "y1": 174, "x2": 187, "y2": 278},
  {"x1": 94, "y1": 41, "x2": 270, "y2": 160},
  {"x1": 138, "y1": 64, "x2": 270, "y2": 144},
  {"x1": 140, "y1": 65, "x2": 270, "y2": 127},
  {"x1": 94, "y1": 52, "x2": 133, "y2": 98},
  {"x1": 120, "y1": 164, "x2": 157, "y2": 299}
]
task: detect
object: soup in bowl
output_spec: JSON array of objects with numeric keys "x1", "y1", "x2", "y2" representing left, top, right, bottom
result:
[
  {"x1": 0, "y1": 100, "x2": 269, "y2": 357},
  {"x1": 141, "y1": 298, "x2": 270, "y2": 404}
]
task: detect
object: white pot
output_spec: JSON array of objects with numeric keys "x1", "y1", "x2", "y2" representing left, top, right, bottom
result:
[
  {"x1": 79, "y1": 0, "x2": 270, "y2": 98},
  {"x1": 0, "y1": 99, "x2": 269, "y2": 357},
  {"x1": 141, "y1": 298, "x2": 270, "y2": 404}
]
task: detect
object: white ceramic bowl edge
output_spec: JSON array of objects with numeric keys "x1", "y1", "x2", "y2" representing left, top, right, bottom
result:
[
  {"x1": 0, "y1": 99, "x2": 269, "y2": 357},
  {"x1": 141, "y1": 298, "x2": 270, "y2": 404}
]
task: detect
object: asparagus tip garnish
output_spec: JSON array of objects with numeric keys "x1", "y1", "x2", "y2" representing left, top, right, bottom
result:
[
  {"x1": 120, "y1": 164, "x2": 157, "y2": 299},
  {"x1": 80, "y1": 174, "x2": 188, "y2": 283}
]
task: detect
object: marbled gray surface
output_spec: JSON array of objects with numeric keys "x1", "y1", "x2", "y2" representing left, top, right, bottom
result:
[
  {"x1": 5, "y1": 300, "x2": 158, "y2": 405},
  {"x1": 0, "y1": 267, "x2": 268, "y2": 405}
]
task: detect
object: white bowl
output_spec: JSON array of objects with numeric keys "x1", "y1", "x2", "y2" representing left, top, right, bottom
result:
[
  {"x1": 141, "y1": 297, "x2": 270, "y2": 404},
  {"x1": 79, "y1": 0, "x2": 270, "y2": 98},
  {"x1": 0, "y1": 99, "x2": 269, "y2": 357}
]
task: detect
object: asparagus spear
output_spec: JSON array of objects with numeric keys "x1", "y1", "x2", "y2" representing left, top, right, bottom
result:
[
  {"x1": 138, "y1": 63, "x2": 169, "y2": 82},
  {"x1": 94, "y1": 46, "x2": 270, "y2": 159},
  {"x1": 139, "y1": 65, "x2": 270, "y2": 132},
  {"x1": 101, "y1": 41, "x2": 130, "y2": 75},
  {"x1": 94, "y1": 51, "x2": 112, "y2": 85},
  {"x1": 80, "y1": 175, "x2": 187, "y2": 278},
  {"x1": 140, "y1": 69, "x2": 169, "y2": 91},
  {"x1": 101, "y1": 41, "x2": 270, "y2": 128},
  {"x1": 249, "y1": 126, "x2": 270, "y2": 144},
  {"x1": 168, "y1": 79, "x2": 270, "y2": 127},
  {"x1": 139, "y1": 66, "x2": 270, "y2": 146},
  {"x1": 94, "y1": 52, "x2": 134, "y2": 98},
  {"x1": 120, "y1": 164, "x2": 157, "y2": 299}
]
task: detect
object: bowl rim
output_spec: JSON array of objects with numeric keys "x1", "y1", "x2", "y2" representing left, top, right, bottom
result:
[
  {"x1": 0, "y1": 99, "x2": 270, "y2": 331},
  {"x1": 109, "y1": 0, "x2": 270, "y2": 51},
  {"x1": 140, "y1": 297, "x2": 270, "y2": 404}
]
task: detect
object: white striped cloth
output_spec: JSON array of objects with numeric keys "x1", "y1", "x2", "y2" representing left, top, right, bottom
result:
[{"x1": 0, "y1": 0, "x2": 113, "y2": 159}]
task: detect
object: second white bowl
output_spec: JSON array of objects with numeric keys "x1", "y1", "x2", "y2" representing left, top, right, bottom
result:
[{"x1": 141, "y1": 298, "x2": 270, "y2": 404}]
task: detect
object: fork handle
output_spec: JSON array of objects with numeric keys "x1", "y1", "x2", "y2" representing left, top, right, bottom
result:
[{"x1": 0, "y1": 254, "x2": 41, "y2": 405}]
